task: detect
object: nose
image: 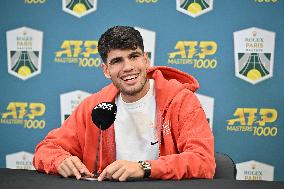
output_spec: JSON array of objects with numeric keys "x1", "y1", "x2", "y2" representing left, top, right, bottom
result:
[{"x1": 122, "y1": 58, "x2": 134, "y2": 72}]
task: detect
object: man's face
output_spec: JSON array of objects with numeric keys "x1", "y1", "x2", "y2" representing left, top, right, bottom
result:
[{"x1": 102, "y1": 48, "x2": 150, "y2": 102}]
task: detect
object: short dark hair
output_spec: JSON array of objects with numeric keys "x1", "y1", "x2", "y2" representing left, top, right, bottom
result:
[{"x1": 98, "y1": 26, "x2": 144, "y2": 63}]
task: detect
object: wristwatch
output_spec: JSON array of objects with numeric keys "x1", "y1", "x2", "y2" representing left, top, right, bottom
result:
[{"x1": 138, "y1": 161, "x2": 151, "y2": 178}]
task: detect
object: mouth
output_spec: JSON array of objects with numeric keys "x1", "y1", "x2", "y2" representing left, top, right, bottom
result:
[{"x1": 121, "y1": 73, "x2": 139, "y2": 84}]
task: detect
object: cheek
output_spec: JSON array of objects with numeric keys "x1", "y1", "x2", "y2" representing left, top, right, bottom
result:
[{"x1": 108, "y1": 70, "x2": 120, "y2": 79}]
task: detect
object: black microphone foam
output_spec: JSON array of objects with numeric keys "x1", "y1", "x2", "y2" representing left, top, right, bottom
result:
[{"x1": 91, "y1": 102, "x2": 117, "y2": 130}]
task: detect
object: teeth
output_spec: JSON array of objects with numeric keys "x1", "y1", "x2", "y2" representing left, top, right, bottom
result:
[{"x1": 123, "y1": 74, "x2": 138, "y2": 81}]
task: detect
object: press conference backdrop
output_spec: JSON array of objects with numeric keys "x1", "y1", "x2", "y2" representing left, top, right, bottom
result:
[{"x1": 0, "y1": 0, "x2": 283, "y2": 181}]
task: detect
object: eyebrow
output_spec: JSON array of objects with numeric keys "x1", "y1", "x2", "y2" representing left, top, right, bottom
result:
[{"x1": 129, "y1": 51, "x2": 143, "y2": 56}]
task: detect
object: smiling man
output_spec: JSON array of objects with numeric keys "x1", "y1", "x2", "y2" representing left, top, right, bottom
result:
[{"x1": 33, "y1": 26, "x2": 215, "y2": 181}]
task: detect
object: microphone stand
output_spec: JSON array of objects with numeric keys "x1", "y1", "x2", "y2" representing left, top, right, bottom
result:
[{"x1": 94, "y1": 124, "x2": 102, "y2": 178}]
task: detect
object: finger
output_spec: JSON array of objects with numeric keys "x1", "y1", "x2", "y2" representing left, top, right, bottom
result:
[
  {"x1": 111, "y1": 167, "x2": 126, "y2": 180},
  {"x1": 66, "y1": 158, "x2": 81, "y2": 179},
  {"x1": 71, "y1": 156, "x2": 84, "y2": 173},
  {"x1": 97, "y1": 164, "x2": 117, "y2": 181},
  {"x1": 97, "y1": 167, "x2": 109, "y2": 181},
  {"x1": 57, "y1": 159, "x2": 70, "y2": 178},
  {"x1": 60, "y1": 163, "x2": 73, "y2": 177},
  {"x1": 118, "y1": 170, "x2": 130, "y2": 182},
  {"x1": 98, "y1": 161, "x2": 122, "y2": 181},
  {"x1": 57, "y1": 165, "x2": 68, "y2": 178},
  {"x1": 97, "y1": 168, "x2": 107, "y2": 181},
  {"x1": 71, "y1": 157, "x2": 93, "y2": 177},
  {"x1": 80, "y1": 164, "x2": 94, "y2": 177},
  {"x1": 105, "y1": 162, "x2": 123, "y2": 179}
]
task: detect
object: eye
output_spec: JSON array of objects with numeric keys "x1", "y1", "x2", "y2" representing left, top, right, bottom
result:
[
  {"x1": 109, "y1": 58, "x2": 122, "y2": 65},
  {"x1": 129, "y1": 54, "x2": 140, "y2": 60}
]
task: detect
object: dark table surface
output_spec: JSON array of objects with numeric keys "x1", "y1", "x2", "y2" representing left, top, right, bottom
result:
[{"x1": 1, "y1": 168, "x2": 284, "y2": 189}]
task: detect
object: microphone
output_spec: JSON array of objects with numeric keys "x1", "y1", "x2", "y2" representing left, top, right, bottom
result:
[
  {"x1": 92, "y1": 102, "x2": 117, "y2": 130},
  {"x1": 91, "y1": 102, "x2": 117, "y2": 177}
]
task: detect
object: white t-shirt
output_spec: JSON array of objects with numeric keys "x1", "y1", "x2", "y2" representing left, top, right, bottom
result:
[{"x1": 114, "y1": 79, "x2": 159, "y2": 161}]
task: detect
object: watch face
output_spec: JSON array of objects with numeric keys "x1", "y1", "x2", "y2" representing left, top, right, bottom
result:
[
  {"x1": 144, "y1": 162, "x2": 151, "y2": 169},
  {"x1": 139, "y1": 161, "x2": 150, "y2": 168},
  {"x1": 138, "y1": 161, "x2": 151, "y2": 178}
]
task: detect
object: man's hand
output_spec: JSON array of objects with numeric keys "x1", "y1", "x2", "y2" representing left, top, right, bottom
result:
[
  {"x1": 98, "y1": 160, "x2": 144, "y2": 181},
  {"x1": 57, "y1": 156, "x2": 94, "y2": 179}
]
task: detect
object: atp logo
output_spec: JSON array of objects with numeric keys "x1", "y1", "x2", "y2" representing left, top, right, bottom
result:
[
  {"x1": 168, "y1": 41, "x2": 217, "y2": 69},
  {"x1": 6, "y1": 27, "x2": 43, "y2": 80},
  {"x1": 176, "y1": 0, "x2": 213, "y2": 18},
  {"x1": 54, "y1": 40, "x2": 101, "y2": 67},
  {"x1": 1, "y1": 102, "x2": 46, "y2": 129},
  {"x1": 234, "y1": 27, "x2": 275, "y2": 84},
  {"x1": 227, "y1": 108, "x2": 278, "y2": 137},
  {"x1": 62, "y1": 0, "x2": 97, "y2": 18}
]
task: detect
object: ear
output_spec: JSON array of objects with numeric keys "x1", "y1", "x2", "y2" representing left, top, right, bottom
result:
[
  {"x1": 101, "y1": 63, "x2": 111, "y2": 79},
  {"x1": 144, "y1": 52, "x2": 151, "y2": 68}
]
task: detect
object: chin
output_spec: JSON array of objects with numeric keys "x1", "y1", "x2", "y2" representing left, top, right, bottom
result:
[{"x1": 121, "y1": 84, "x2": 145, "y2": 95}]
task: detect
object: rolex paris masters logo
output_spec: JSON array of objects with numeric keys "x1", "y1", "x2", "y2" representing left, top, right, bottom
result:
[
  {"x1": 176, "y1": 0, "x2": 213, "y2": 17},
  {"x1": 60, "y1": 90, "x2": 91, "y2": 123},
  {"x1": 62, "y1": 0, "x2": 97, "y2": 18},
  {"x1": 6, "y1": 27, "x2": 43, "y2": 80},
  {"x1": 233, "y1": 27, "x2": 275, "y2": 84}
]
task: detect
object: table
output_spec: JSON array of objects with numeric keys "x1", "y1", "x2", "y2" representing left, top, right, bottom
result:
[{"x1": 0, "y1": 168, "x2": 283, "y2": 189}]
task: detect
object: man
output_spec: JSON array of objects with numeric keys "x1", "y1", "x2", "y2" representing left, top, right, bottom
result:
[{"x1": 33, "y1": 26, "x2": 215, "y2": 181}]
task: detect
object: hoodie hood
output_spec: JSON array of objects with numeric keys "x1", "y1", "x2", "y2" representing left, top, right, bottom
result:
[{"x1": 147, "y1": 66, "x2": 199, "y2": 92}]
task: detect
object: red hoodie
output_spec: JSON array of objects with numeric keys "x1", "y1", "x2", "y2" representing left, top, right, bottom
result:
[{"x1": 33, "y1": 66, "x2": 215, "y2": 180}]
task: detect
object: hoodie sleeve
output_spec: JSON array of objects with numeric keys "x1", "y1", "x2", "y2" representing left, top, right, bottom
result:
[
  {"x1": 149, "y1": 92, "x2": 215, "y2": 180},
  {"x1": 33, "y1": 104, "x2": 86, "y2": 174}
]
